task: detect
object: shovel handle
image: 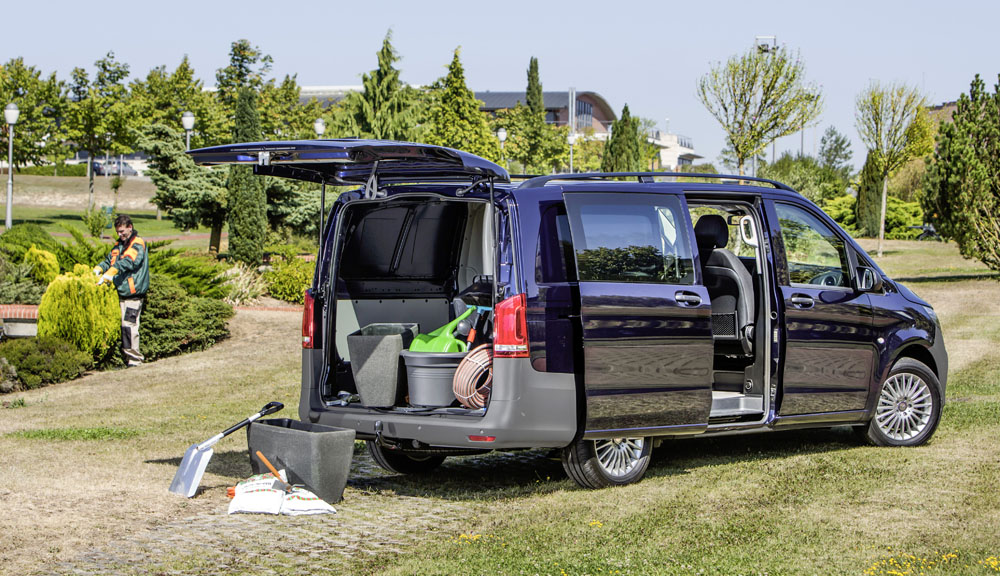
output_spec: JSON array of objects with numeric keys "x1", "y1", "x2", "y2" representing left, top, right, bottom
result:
[
  {"x1": 255, "y1": 450, "x2": 282, "y2": 479},
  {"x1": 218, "y1": 402, "x2": 285, "y2": 437}
]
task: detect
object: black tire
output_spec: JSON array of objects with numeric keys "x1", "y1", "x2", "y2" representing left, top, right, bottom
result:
[
  {"x1": 366, "y1": 440, "x2": 446, "y2": 474},
  {"x1": 863, "y1": 358, "x2": 942, "y2": 447},
  {"x1": 561, "y1": 436, "x2": 652, "y2": 489}
]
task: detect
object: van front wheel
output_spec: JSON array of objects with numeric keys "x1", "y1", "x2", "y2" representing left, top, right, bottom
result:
[
  {"x1": 367, "y1": 441, "x2": 446, "y2": 474},
  {"x1": 561, "y1": 436, "x2": 652, "y2": 488}
]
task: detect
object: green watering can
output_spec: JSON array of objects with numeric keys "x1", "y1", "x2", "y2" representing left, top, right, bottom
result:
[{"x1": 408, "y1": 308, "x2": 474, "y2": 353}]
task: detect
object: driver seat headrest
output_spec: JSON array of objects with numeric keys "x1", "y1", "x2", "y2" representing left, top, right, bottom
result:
[{"x1": 695, "y1": 214, "x2": 729, "y2": 252}]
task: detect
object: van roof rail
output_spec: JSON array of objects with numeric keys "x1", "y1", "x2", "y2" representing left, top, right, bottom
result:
[{"x1": 515, "y1": 171, "x2": 795, "y2": 192}]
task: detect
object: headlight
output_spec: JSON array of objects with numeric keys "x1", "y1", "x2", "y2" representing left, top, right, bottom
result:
[{"x1": 922, "y1": 305, "x2": 939, "y2": 326}]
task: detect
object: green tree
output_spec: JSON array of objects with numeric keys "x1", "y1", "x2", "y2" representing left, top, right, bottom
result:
[
  {"x1": 215, "y1": 39, "x2": 272, "y2": 113},
  {"x1": 698, "y1": 45, "x2": 823, "y2": 176},
  {"x1": 601, "y1": 104, "x2": 641, "y2": 173},
  {"x1": 855, "y1": 150, "x2": 883, "y2": 237},
  {"x1": 760, "y1": 152, "x2": 844, "y2": 204},
  {"x1": 0, "y1": 58, "x2": 67, "y2": 169},
  {"x1": 65, "y1": 52, "x2": 136, "y2": 208},
  {"x1": 130, "y1": 56, "x2": 228, "y2": 148},
  {"x1": 923, "y1": 74, "x2": 1000, "y2": 271},
  {"x1": 818, "y1": 125, "x2": 853, "y2": 181},
  {"x1": 336, "y1": 31, "x2": 419, "y2": 140},
  {"x1": 137, "y1": 124, "x2": 228, "y2": 252},
  {"x1": 855, "y1": 81, "x2": 933, "y2": 256},
  {"x1": 526, "y1": 57, "x2": 544, "y2": 118},
  {"x1": 227, "y1": 88, "x2": 267, "y2": 265},
  {"x1": 424, "y1": 49, "x2": 500, "y2": 162},
  {"x1": 573, "y1": 128, "x2": 605, "y2": 173},
  {"x1": 259, "y1": 74, "x2": 322, "y2": 140}
]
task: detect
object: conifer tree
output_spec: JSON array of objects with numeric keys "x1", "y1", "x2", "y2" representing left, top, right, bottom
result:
[
  {"x1": 424, "y1": 49, "x2": 500, "y2": 162},
  {"x1": 227, "y1": 88, "x2": 267, "y2": 265},
  {"x1": 855, "y1": 150, "x2": 882, "y2": 237},
  {"x1": 526, "y1": 57, "x2": 544, "y2": 118},
  {"x1": 601, "y1": 104, "x2": 641, "y2": 173}
]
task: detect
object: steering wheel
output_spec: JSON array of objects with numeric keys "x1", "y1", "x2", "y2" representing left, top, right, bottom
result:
[{"x1": 809, "y1": 270, "x2": 844, "y2": 287}]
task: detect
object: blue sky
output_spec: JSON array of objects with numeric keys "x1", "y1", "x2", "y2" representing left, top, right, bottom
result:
[{"x1": 2, "y1": 0, "x2": 995, "y2": 171}]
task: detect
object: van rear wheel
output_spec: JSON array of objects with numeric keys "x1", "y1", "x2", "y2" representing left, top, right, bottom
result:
[
  {"x1": 367, "y1": 441, "x2": 446, "y2": 474},
  {"x1": 561, "y1": 436, "x2": 652, "y2": 488}
]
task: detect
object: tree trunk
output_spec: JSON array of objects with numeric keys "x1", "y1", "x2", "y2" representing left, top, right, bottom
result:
[
  {"x1": 209, "y1": 216, "x2": 223, "y2": 254},
  {"x1": 87, "y1": 151, "x2": 95, "y2": 209},
  {"x1": 877, "y1": 174, "x2": 889, "y2": 258}
]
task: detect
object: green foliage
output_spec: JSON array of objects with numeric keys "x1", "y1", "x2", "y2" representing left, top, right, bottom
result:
[
  {"x1": 923, "y1": 74, "x2": 1000, "y2": 271},
  {"x1": 336, "y1": 31, "x2": 419, "y2": 140},
  {"x1": 227, "y1": 88, "x2": 267, "y2": 266},
  {"x1": 37, "y1": 268, "x2": 120, "y2": 363},
  {"x1": 81, "y1": 206, "x2": 110, "y2": 238},
  {"x1": 264, "y1": 174, "x2": 322, "y2": 237},
  {"x1": 263, "y1": 257, "x2": 313, "y2": 303},
  {"x1": 223, "y1": 262, "x2": 267, "y2": 305},
  {"x1": 602, "y1": 104, "x2": 642, "y2": 173},
  {"x1": 0, "y1": 57, "x2": 68, "y2": 169},
  {"x1": 822, "y1": 195, "x2": 857, "y2": 234},
  {"x1": 215, "y1": 39, "x2": 273, "y2": 112},
  {"x1": 52, "y1": 225, "x2": 108, "y2": 272},
  {"x1": 818, "y1": 125, "x2": 853, "y2": 181},
  {"x1": 887, "y1": 157, "x2": 926, "y2": 202},
  {"x1": 141, "y1": 274, "x2": 233, "y2": 361},
  {"x1": 24, "y1": 245, "x2": 58, "y2": 285},
  {"x1": 424, "y1": 50, "x2": 501, "y2": 162},
  {"x1": 490, "y1": 103, "x2": 568, "y2": 173},
  {"x1": 258, "y1": 74, "x2": 323, "y2": 141},
  {"x1": 856, "y1": 151, "x2": 883, "y2": 237},
  {"x1": 572, "y1": 128, "x2": 605, "y2": 173},
  {"x1": 137, "y1": 123, "x2": 229, "y2": 252},
  {"x1": 0, "y1": 335, "x2": 91, "y2": 390},
  {"x1": 856, "y1": 82, "x2": 934, "y2": 178},
  {"x1": 148, "y1": 249, "x2": 229, "y2": 299},
  {"x1": 0, "y1": 258, "x2": 44, "y2": 304},
  {"x1": 0, "y1": 222, "x2": 60, "y2": 263},
  {"x1": 18, "y1": 163, "x2": 88, "y2": 177},
  {"x1": 698, "y1": 45, "x2": 823, "y2": 175},
  {"x1": 526, "y1": 57, "x2": 544, "y2": 118},
  {"x1": 759, "y1": 152, "x2": 846, "y2": 203}
]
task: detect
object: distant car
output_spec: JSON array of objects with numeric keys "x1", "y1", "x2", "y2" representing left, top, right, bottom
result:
[{"x1": 91, "y1": 161, "x2": 138, "y2": 176}]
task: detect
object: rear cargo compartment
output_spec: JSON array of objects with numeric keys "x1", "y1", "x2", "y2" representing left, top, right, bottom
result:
[{"x1": 322, "y1": 195, "x2": 498, "y2": 416}]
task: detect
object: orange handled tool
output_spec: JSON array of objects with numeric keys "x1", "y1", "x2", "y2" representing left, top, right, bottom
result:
[{"x1": 255, "y1": 450, "x2": 292, "y2": 492}]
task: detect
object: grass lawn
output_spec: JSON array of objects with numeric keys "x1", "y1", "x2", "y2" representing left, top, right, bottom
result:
[{"x1": 1, "y1": 240, "x2": 998, "y2": 575}]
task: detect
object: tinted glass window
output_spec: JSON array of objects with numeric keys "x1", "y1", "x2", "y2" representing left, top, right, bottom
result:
[
  {"x1": 776, "y1": 202, "x2": 850, "y2": 288},
  {"x1": 565, "y1": 193, "x2": 693, "y2": 284},
  {"x1": 535, "y1": 202, "x2": 577, "y2": 283}
]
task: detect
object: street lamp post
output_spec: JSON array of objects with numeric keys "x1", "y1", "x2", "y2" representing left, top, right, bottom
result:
[
  {"x1": 567, "y1": 132, "x2": 578, "y2": 173},
  {"x1": 181, "y1": 111, "x2": 195, "y2": 151},
  {"x1": 5, "y1": 103, "x2": 20, "y2": 231},
  {"x1": 496, "y1": 127, "x2": 507, "y2": 170},
  {"x1": 313, "y1": 118, "x2": 326, "y2": 139}
]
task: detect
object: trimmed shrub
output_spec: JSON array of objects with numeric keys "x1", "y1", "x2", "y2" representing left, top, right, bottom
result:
[
  {"x1": 0, "y1": 336, "x2": 91, "y2": 391},
  {"x1": 823, "y1": 193, "x2": 922, "y2": 240},
  {"x1": 0, "y1": 223, "x2": 61, "y2": 264},
  {"x1": 24, "y1": 245, "x2": 59, "y2": 285},
  {"x1": 141, "y1": 274, "x2": 233, "y2": 361},
  {"x1": 148, "y1": 249, "x2": 229, "y2": 299},
  {"x1": 0, "y1": 258, "x2": 45, "y2": 304},
  {"x1": 53, "y1": 226, "x2": 110, "y2": 273},
  {"x1": 37, "y1": 267, "x2": 120, "y2": 363},
  {"x1": 822, "y1": 195, "x2": 858, "y2": 236},
  {"x1": 18, "y1": 163, "x2": 88, "y2": 177},
  {"x1": 263, "y1": 257, "x2": 313, "y2": 304}
]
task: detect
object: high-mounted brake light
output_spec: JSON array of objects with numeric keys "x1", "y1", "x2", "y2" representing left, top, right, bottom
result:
[
  {"x1": 494, "y1": 293, "x2": 529, "y2": 358},
  {"x1": 302, "y1": 289, "x2": 315, "y2": 349}
]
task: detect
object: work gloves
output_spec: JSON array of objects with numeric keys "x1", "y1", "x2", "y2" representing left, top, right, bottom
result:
[{"x1": 95, "y1": 267, "x2": 114, "y2": 286}]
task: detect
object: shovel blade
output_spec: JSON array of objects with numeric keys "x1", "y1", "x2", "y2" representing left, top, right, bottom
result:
[{"x1": 169, "y1": 443, "x2": 214, "y2": 497}]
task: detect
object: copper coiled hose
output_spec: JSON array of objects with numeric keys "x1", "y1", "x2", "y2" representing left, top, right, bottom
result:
[{"x1": 453, "y1": 344, "x2": 493, "y2": 409}]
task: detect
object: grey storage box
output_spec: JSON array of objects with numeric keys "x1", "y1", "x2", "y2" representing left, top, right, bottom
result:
[
  {"x1": 400, "y1": 350, "x2": 466, "y2": 407},
  {"x1": 347, "y1": 323, "x2": 418, "y2": 407},
  {"x1": 247, "y1": 418, "x2": 355, "y2": 504}
]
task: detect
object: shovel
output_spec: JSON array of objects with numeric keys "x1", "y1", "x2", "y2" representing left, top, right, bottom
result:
[{"x1": 169, "y1": 402, "x2": 283, "y2": 497}]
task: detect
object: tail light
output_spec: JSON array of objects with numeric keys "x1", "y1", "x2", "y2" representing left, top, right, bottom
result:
[
  {"x1": 302, "y1": 289, "x2": 315, "y2": 349},
  {"x1": 494, "y1": 293, "x2": 529, "y2": 358}
]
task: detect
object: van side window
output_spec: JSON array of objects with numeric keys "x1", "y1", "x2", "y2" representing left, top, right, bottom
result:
[
  {"x1": 566, "y1": 193, "x2": 694, "y2": 285},
  {"x1": 535, "y1": 202, "x2": 577, "y2": 283},
  {"x1": 775, "y1": 202, "x2": 851, "y2": 288}
]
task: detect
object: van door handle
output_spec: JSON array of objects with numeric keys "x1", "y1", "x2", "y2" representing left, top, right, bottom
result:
[
  {"x1": 675, "y1": 291, "x2": 702, "y2": 306},
  {"x1": 790, "y1": 294, "x2": 815, "y2": 308}
]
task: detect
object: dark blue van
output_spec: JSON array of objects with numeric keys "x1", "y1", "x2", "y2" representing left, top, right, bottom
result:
[{"x1": 191, "y1": 140, "x2": 947, "y2": 488}]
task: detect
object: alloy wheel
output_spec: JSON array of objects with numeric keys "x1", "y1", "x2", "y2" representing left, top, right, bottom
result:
[
  {"x1": 875, "y1": 373, "x2": 933, "y2": 442},
  {"x1": 594, "y1": 438, "x2": 646, "y2": 478}
]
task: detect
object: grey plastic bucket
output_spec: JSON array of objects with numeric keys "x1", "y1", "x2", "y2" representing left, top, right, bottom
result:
[
  {"x1": 400, "y1": 350, "x2": 466, "y2": 407},
  {"x1": 247, "y1": 418, "x2": 355, "y2": 503},
  {"x1": 347, "y1": 323, "x2": 418, "y2": 407}
]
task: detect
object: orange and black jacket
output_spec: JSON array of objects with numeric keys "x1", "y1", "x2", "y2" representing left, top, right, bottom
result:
[{"x1": 97, "y1": 230, "x2": 149, "y2": 299}]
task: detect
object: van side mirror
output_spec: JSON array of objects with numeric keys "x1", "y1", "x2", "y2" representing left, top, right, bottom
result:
[{"x1": 856, "y1": 266, "x2": 883, "y2": 292}]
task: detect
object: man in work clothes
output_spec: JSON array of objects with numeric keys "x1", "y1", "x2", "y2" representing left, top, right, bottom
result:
[{"x1": 94, "y1": 214, "x2": 149, "y2": 367}]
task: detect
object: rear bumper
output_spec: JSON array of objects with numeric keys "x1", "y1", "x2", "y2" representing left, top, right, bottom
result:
[{"x1": 300, "y1": 351, "x2": 578, "y2": 449}]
